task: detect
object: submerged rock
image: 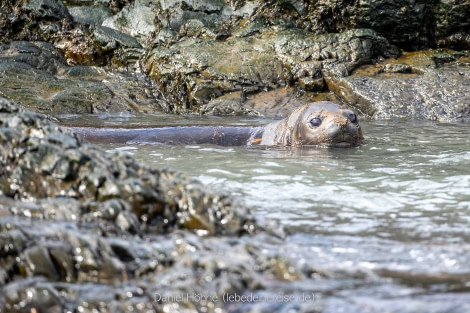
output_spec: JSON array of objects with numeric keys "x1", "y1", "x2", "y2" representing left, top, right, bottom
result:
[{"x1": 325, "y1": 50, "x2": 470, "y2": 121}]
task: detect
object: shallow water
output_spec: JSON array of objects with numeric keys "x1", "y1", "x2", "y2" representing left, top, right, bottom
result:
[{"x1": 60, "y1": 113, "x2": 470, "y2": 312}]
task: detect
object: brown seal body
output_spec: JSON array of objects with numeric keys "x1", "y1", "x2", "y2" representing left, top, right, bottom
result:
[{"x1": 70, "y1": 102, "x2": 363, "y2": 147}]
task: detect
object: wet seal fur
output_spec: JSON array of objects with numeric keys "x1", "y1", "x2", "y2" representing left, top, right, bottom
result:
[
  {"x1": 70, "y1": 102, "x2": 364, "y2": 147},
  {"x1": 259, "y1": 101, "x2": 364, "y2": 147}
]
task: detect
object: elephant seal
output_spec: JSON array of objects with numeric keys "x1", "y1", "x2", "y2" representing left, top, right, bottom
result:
[
  {"x1": 70, "y1": 102, "x2": 364, "y2": 147},
  {"x1": 259, "y1": 101, "x2": 364, "y2": 147}
]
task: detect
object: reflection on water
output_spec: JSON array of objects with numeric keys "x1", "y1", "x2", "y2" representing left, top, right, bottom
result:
[{"x1": 64, "y1": 113, "x2": 470, "y2": 312}]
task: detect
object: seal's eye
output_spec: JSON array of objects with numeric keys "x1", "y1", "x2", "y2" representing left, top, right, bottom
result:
[
  {"x1": 309, "y1": 117, "x2": 322, "y2": 128},
  {"x1": 348, "y1": 113, "x2": 358, "y2": 124}
]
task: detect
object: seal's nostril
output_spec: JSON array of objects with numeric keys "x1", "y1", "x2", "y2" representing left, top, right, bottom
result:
[{"x1": 348, "y1": 113, "x2": 357, "y2": 123}]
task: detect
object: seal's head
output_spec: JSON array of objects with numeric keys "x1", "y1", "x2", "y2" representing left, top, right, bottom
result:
[{"x1": 295, "y1": 102, "x2": 364, "y2": 147}]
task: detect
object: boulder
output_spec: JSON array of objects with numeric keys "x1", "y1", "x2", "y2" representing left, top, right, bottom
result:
[
  {"x1": 253, "y1": 0, "x2": 470, "y2": 50},
  {"x1": 102, "y1": 1, "x2": 156, "y2": 45},
  {"x1": 145, "y1": 26, "x2": 398, "y2": 114},
  {"x1": 325, "y1": 50, "x2": 470, "y2": 121},
  {"x1": 68, "y1": 5, "x2": 114, "y2": 25},
  {"x1": 23, "y1": 0, "x2": 72, "y2": 20},
  {"x1": 0, "y1": 41, "x2": 165, "y2": 113}
]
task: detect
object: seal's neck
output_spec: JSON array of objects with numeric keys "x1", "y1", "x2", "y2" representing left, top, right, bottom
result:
[{"x1": 260, "y1": 105, "x2": 307, "y2": 146}]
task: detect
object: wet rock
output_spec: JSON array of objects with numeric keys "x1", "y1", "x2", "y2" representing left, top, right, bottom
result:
[
  {"x1": 1, "y1": 279, "x2": 65, "y2": 313},
  {"x1": 23, "y1": 0, "x2": 72, "y2": 20},
  {"x1": 0, "y1": 228, "x2": 304, "y2": 312},
  {"x1": 435, "y1": 1, "x2": 470, "y2": 49},
  {"x1": 91, "y1": 25, "x2": 145, "y2": 67},
  {"x1": 102, "y1": 0, "x2": 155, "y2": 45},
  {"x1": 0, "y1": 95, "x2": 289, "y2": 311},
  {"x1": 0, "y1": 96, "x2": 256, "y2": 236},
  {"x1": 68, "y1": 5, "x2": 114, "y2": 25},
  {"x1": 0, "y1": 59, "x2": 116, "y2": 114},
  {"x1": 0, "y1": 96, "x2": 324, "y2": 313},
  {"x1": 311, "y1": 0, "x2": 435, "y2": 49},
  {"x1": 60, "y1": 64, "x2": 106, "y2": 79},
  {"x1": 21, "y1": 246, "x2": 60, "y2": 280},
  {"x1": 325, "y1": 50, "x2": 470, "y2": 121},
  {"x1": 0, "y1": 0, "x2": 143, "y2": 66},
  {"x1": 145, "y1": 26, "x2": 398, "y2": 113},
  {"x1": 153, "y1": 27, "x2": 178, "y2": 45},
  {"x1": 0, "y1": 0, "x2": 92, "y2": 65},
  {"x1": 0, "y1": 41, "x2": 66, "y2": 75},
  {"x1": 152, "y1": 0, "x2": 251, "y2": 35},
  {"x1": 200, "y1": 92, "x2": 259, "y2": 116},
  {"x1": 0, "y1": 41, "x2": 165, "y2": 113},
  {"x1": 93, "y1": 25, "x2": 142, "y2": 50},
  {"x1": 243, "y1": 1, "x2": 470, "y2": 50},
  {"x1": 243, "y1": 87, "x2": 341, "y2": 118},
  {"x1": 64, "y1": 0, "x2": 135, "y2": 14}
]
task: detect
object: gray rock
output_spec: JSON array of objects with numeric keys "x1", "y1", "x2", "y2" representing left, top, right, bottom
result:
[
  {"x1": 325, "y1": 50, "x2": 470, "y2": 121},
  {"x1": 200, "y1": 92, "x2": 259, "y2": 116},
  {"x1": 93, "y1": 25, "x2": 142, "y2": 50},
  {"x1": 68, "y1": 5, "x2": 114, "y2": 25},
  {"x1": 246, "y1": 1, "x2": 470, "y2": 50},
  {"x1": 145, "y1": 26, "x2": 398, "y2": 113},
  {"x1": 153, "y1": 28, "x2": 178, "y2": 45},
  {"x1": 153, "y1": 0, "x2": 258, "y2": 37},
  {"x1": 0, "y1": 59, "x2": 116, "y2": 114},
  {"x1": 0, "y1": 41, "x2": 66, "y2": 75},
  {"x1": 0, "y1": 41, "x2": 164, "y2": 114},
  {"x1": 59, "y1": 65, "x2": 106, "y2": 79},
  {"x1": 102, "y1": 3, "x2": 155, "y2": 45},
  {"x1": 23, "y1": 0, "x2": 72, "y2": 20},
  {"x1": 435, "y1": 1, "x2": 470, "y2": 49},
  {"x1": 1, "y1": 0, "x2": 139, "y2": 67}
]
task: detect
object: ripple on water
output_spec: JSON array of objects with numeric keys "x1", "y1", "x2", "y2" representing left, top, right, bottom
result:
[{"x1": 89, "y1": 118, "x2": 470, "y2": 311}]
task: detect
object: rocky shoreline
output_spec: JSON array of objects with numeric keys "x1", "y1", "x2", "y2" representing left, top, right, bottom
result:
[
  {"x1": 0, "y1": 97, "x2": 290, "y2": 313},
  {"x1": 1, "y1": 0, "x2": 470, "y2": 312},
  {"x1": 1, "y1": 0, "x2": 469, "y2": 120}
]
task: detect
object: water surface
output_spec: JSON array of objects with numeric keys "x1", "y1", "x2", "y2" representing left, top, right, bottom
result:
[{"x1": 60, "y1": 113, "x2": 470, "y2": 312}]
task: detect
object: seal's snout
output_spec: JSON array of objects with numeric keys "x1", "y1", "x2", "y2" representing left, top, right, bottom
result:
[
  {"x1": 326, "y1": 121, "x2": 344, "y2": 139},
  {"x1": 324, "y1": 109, "x2": 363, "y2": 146}
]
